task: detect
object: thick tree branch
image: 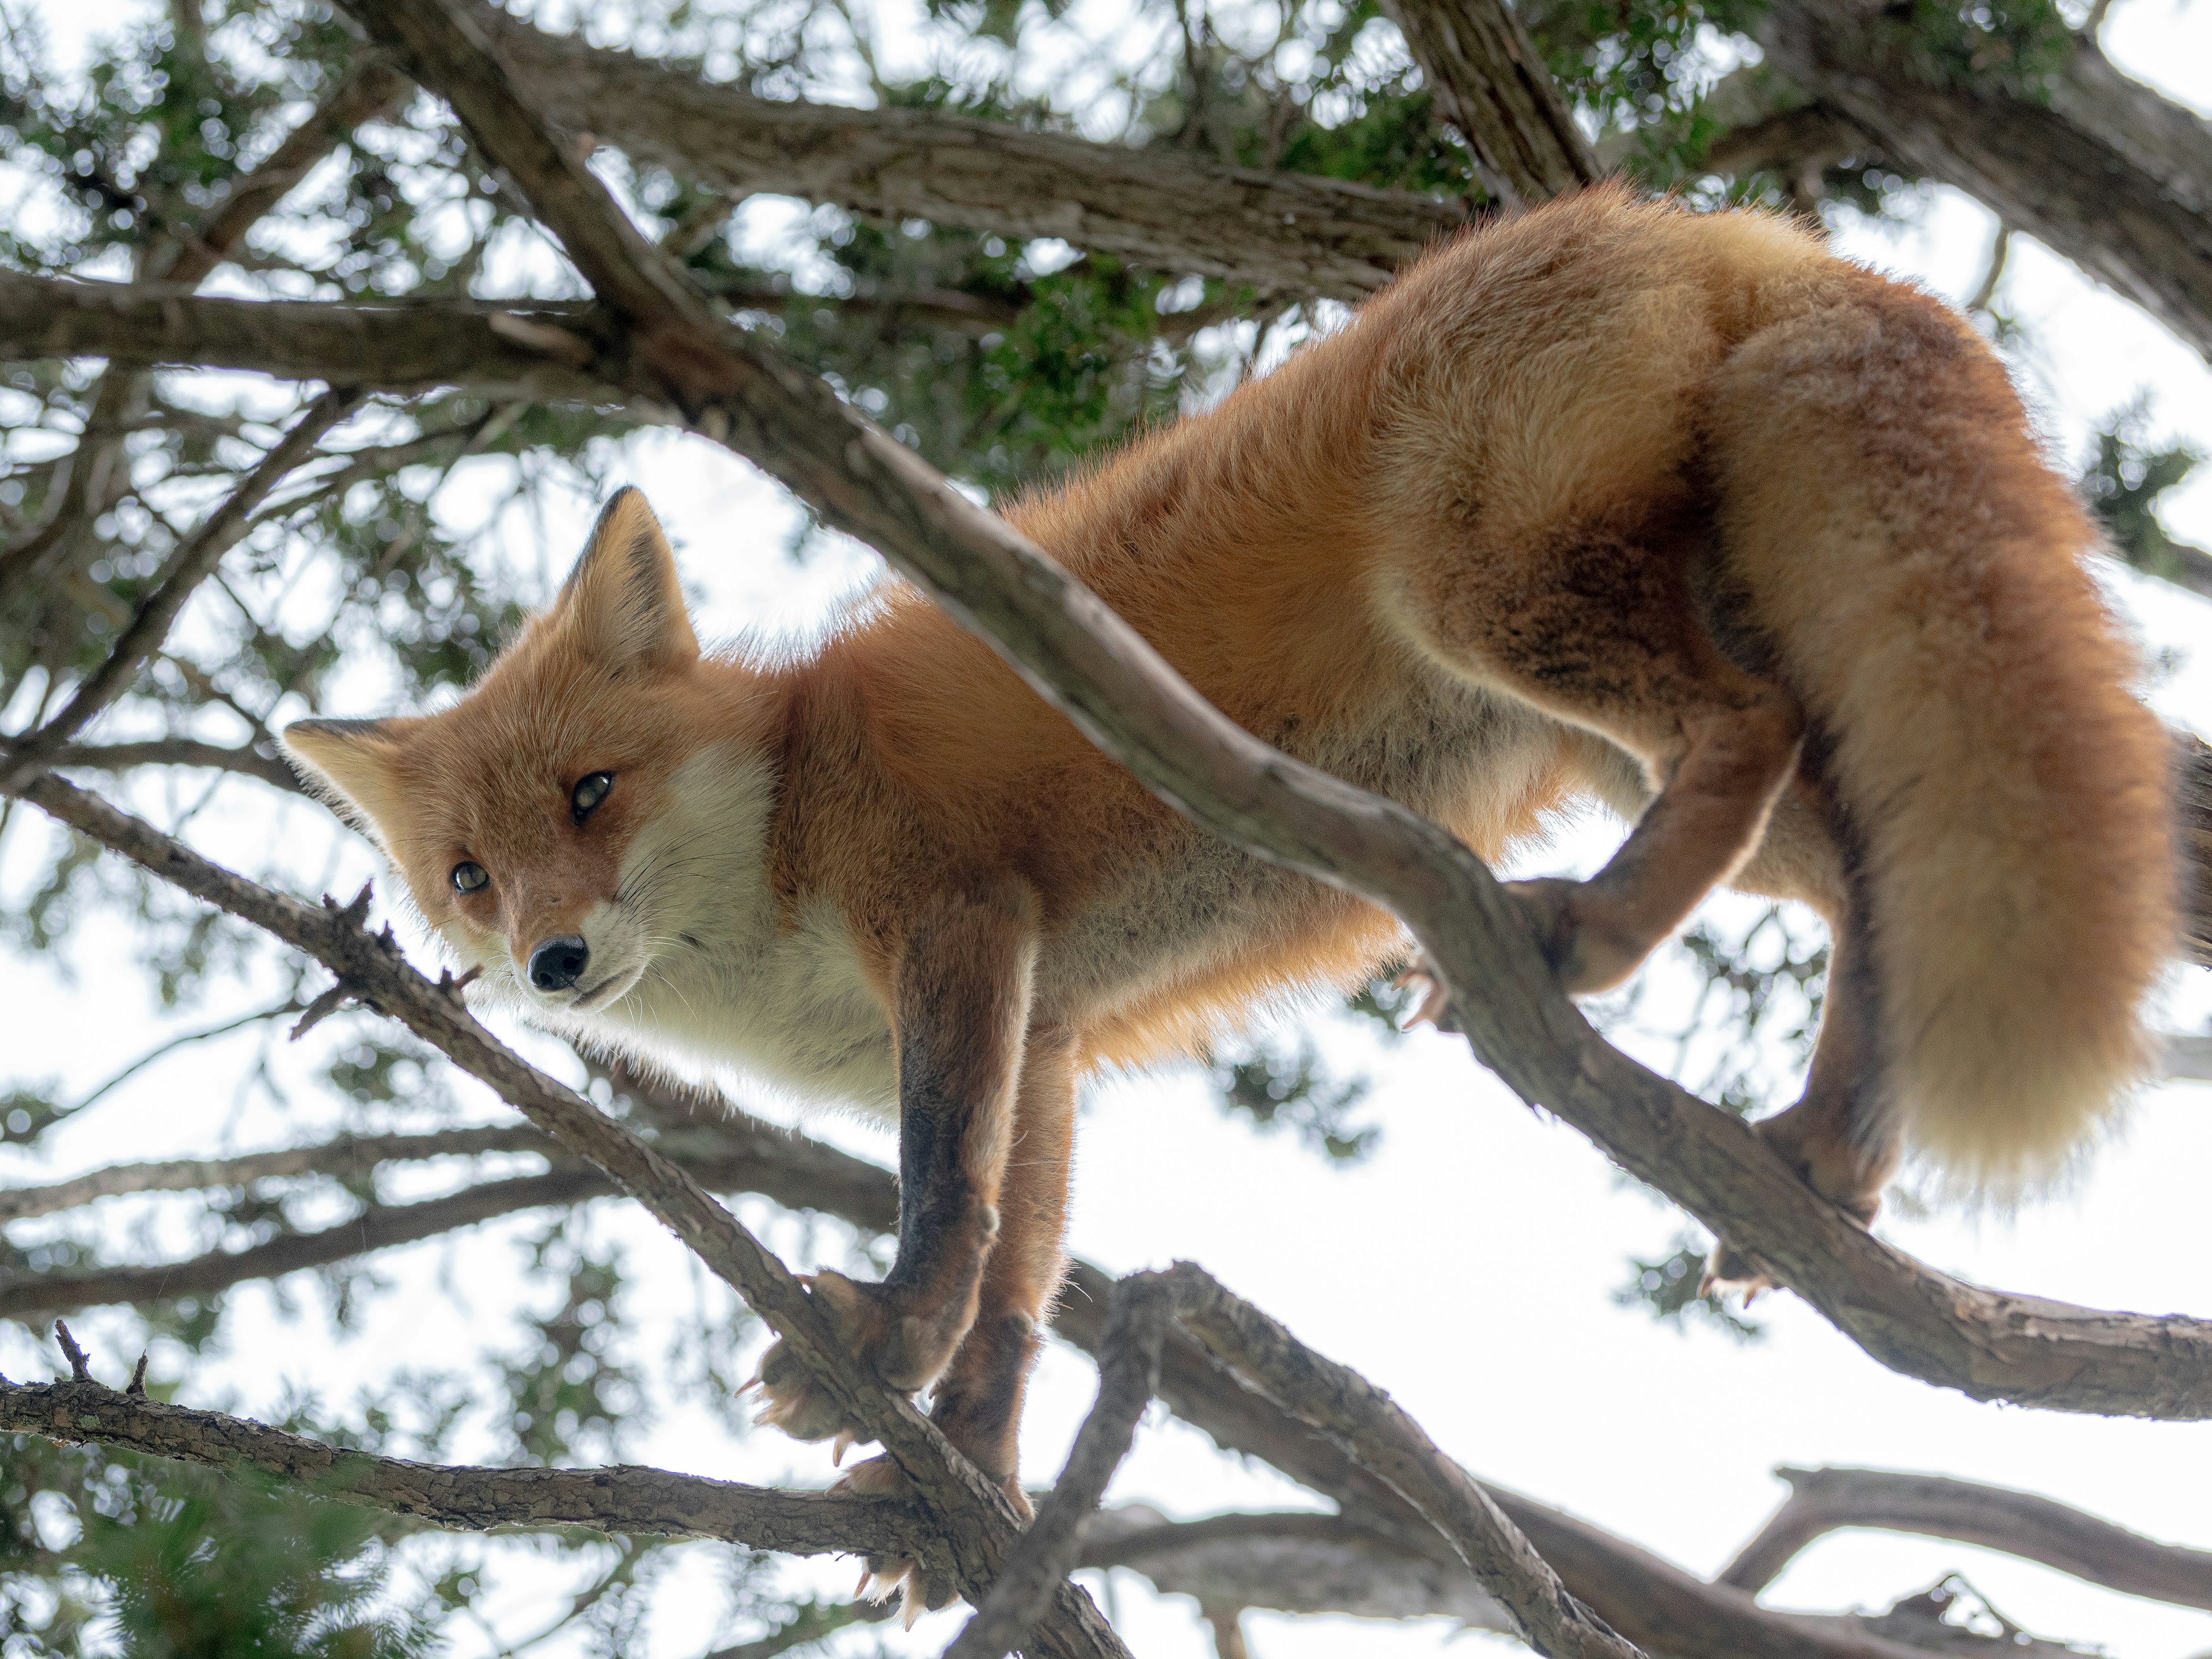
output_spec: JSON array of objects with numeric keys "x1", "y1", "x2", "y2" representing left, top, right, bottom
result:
[
  {"x1": 0, "y1": 1375, "x2": 928, "y2": 1562},
  {"x1": 1720, "y1": 1466, "x2": 2212, "y2": 1611},
  {"x1": 0, "y1": 1357, "x2": 2135, "y2": 1659},
  {"x1": 1160, "y1": 1262, "x2": 1645, "y2": 1659},
  {"x1": 1753, "y1": 6, "x2": 2212, "y2": 361},
  {"x1": 0, "y1": 275, "x2": 620, "y2": 401},
  {"x1": 471, "y1": 7, "x2": 1461, "y2": 298},
  {"x1": 1376, "y1": 0, "x2": 1601, "y2": 204},
  {"x1": 1081, "y1": 1506, "x2": 1511, "y2": 1626}
]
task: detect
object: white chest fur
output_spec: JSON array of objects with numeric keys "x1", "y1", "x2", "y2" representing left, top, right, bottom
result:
[{"x1": 558, "y1": 745, "x2": 898, "y2": 1116}]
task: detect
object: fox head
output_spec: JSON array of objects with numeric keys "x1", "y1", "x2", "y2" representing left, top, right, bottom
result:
[{"x1": 283, "y1": 488, "x2": 782, "y2": 1023}]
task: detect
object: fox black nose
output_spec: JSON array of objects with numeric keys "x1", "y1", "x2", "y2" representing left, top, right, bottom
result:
[{"x1": 528, "y1": 935, "x2": 589, "y2": 993}]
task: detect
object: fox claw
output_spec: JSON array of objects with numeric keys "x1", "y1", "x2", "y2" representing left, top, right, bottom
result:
[{"x1": 1393, "y1": 955, "x2": 1457, "y2": 1033}]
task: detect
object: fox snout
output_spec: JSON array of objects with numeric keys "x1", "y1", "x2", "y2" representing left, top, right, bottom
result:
[{"x1": 527, "y1": 933, "x2": 591, "y2": 993}]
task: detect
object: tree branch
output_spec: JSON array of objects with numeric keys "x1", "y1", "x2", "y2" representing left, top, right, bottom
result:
[
  {"x1": 0, "y1": 58, "x2": 406, "y2": 597},
  {"x1": 49, "y1": 737, "x2": 306, "y2": 793},
  {"x1": 1753, "y1": 6, "x2": 2212, "y2": 361},
  {"x1": 0, "y1": 768, "x2": 1123, "y2": 1659},
  {"x1": 947, "y1": 1275, "x2": 1172, "y2": 1659},
  {"x1": 0, "y1": 1375, "x2": 926, "y2": 1562},
  {"x1": 0, "y1": 1115, "x2": 903, "y2": 1318},
  {"x1": 1376, "y1": 0, "x2": 1601, "y2": 204},
  {"x1": 0, "y1": 1126, "x2": 550, "y2": 1224},
  {"x1": 154, "y1": 62, "x2": 411, "y2": 288},
  {"x1": 0, "y1": 275, "x2": 620, "y2": 402},
  {"x1": 471, "y1": 6, "x2": 1461, "y2": 298},
  {"x1": 3, "y1": 388, "x2": 361, "y2": 779},
  {"x1": 1719, "y1": 1466, "x2": 2212, "y2": 1611},
  {"x1": 1159, "y1": 1262, "x2": 1645, "y2": 1659},
  {"x1": 0, "y1": 1166, "x2": 618, "y2": 1321}
]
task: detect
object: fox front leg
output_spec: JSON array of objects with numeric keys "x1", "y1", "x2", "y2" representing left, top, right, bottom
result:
[{"x1": 752, "y1": 884, "x2": 1036, "y2": 1468}]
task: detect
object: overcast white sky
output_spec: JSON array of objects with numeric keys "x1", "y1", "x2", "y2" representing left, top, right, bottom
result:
[{"x1": 3, "y1": 2, "x2": 2212, "y2": 1657}]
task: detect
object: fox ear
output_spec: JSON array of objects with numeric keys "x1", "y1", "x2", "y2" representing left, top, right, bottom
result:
[
  {"x1": 555, "y1": 487, "x2": 698, "y2": 672},
  {"x1": 282, "y1": 718, "x2": 412, "y2": 850}
]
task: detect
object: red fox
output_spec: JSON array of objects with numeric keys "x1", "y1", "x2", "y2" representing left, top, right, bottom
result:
[{"x1": 284, "y1": 186, "x2": 2176, "y2": 1592}]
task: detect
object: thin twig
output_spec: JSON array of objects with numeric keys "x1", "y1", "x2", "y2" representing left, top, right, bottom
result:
[
  {"x1": 3, "y1": 388, "x2": 361, "y2": 779},
  {"x1": 945, "y1": 1275, "x2": 1172, "y2": 1659}
]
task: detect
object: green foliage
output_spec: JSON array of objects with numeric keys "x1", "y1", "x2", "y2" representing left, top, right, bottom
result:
[
  {"x1": 1611, "y1": 1234, "x2": 1763, "y2": 1341},
  {"x1": 0, "y1": 1086, "x2": 77, "y2": 1149},
  {"x1": 1596, "y1": 903, "x2": 1825, "y2": 1336},
  {"x1": 2080, "y1": 396, "x2": 2210, "y2": 590},
  {"x1": 1526, "y1": 1, "x2": 1766, "y2": 141},
  {"x1": 0, "y1": 1430, "x2": 435, "y2": 1658},
  {"x1": 1884, "y1": 0, "x2": 2077, "y2": 97},
  {"x1": 1139, "y1": 0, "x2": 1471, "y2": 194},
  {"x1": 1210, "y1": 1029, "x2": 1379, "y2": 1161},
  {"x1": 498, "y1": 1225, "x2": 642, "y2": 1467}
]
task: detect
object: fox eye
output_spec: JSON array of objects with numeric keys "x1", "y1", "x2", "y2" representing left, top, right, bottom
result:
[
  {"x1": 451, "y1": 861, "x2": 489, "y2": 894},
  {"x1": 571, "y1": 771, "x2": 614, "y2": 823}
]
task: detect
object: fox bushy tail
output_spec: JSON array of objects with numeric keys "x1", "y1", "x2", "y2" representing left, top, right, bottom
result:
[{"x1": 1709, "y1": 271, "x2": 2176, "y2": 1194}]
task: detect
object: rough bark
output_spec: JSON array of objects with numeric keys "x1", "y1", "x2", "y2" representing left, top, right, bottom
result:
[
  {"x1": 1377, "y1": 0, "x2": 1600, "y2": 204},
  {"x1": 474, "y1": 5, "x2": 1464, "y2": 297},
  {"x1": 1755, "y1": 3, "x2": 2212, "y2": 360},
  {"x1": 0, "y1": 1377, "x2": 928, "y2": 1562},
  {"x1": 946, "y1": 1278, "x2": 1172, "y2": 1659},
  {"x1": 1161, "y1": 1263, "x2": 1646, "y2": 1659}
]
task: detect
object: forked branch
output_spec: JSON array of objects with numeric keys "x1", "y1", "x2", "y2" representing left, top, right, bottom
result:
[
  {"x1": 2, "y1": 769, "x2": 1126, "y2": 1659},
  {"x1": 1721, "y1": 1465, "x2": 2212, "y2": 1610}
]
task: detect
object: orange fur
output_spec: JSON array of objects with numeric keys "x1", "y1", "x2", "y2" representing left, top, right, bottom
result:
[{"x1": 283, "y1": 185, "x2": 2178, "y2": 1512}]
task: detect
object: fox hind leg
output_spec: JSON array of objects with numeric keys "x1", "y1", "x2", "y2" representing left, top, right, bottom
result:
[
  {"x1": 1401, "y1": 513, "x2": 1805, "y2": 994},
  {"x1": 1707, "y1": 842, "x2": 1904, "y2": 1290}
]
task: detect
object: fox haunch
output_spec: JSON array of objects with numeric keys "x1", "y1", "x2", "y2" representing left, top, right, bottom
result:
[{"x1": 285, "y1": 185, "x2": 2178, "y2": 1610}]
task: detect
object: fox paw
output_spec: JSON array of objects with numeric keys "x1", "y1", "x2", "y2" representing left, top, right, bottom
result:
[
  {"x1": 1698, "y1": 1237, "x2": 1778, "y2": 1302},
  {"x1": 748, "y1": 1271, "x2": 898, "y2": 1453},
  {"x1": 1502, "y1": 877, "x2": 1645, "y2": 995},
  {"x1": 1701, "y1": 1121, "x2": 1888, "y2": 1302},
  {"x1": 1393, "y1": 953, "x2": 1458, "y2": 1033},
  {"x1": 747, "y1": 1271, "x2": 978, "y2": 1453},
  {"x1": 835, "y1": 1456, "x2": 967, "y2": 1627}
]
